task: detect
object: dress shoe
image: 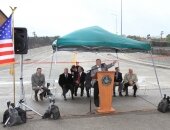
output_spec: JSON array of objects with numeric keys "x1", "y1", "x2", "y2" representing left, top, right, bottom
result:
[
  {"x1": 72, "y1": 96, "x2": 74, "y2": 100},
  {"x1": 119, "y1": 92, "x2": 123, "y2": 97},
  {"x1": 35, "y1": 95, "x2": 38, "y2": 101},
  {"x1": 87, "y1": 92, "x2": 90, "y2": 98}
]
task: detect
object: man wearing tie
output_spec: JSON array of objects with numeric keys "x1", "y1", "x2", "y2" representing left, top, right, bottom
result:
[
  {"x1": 114, "y1": 67, "x2": 123, "y2": 97},
  {"x1": 74, "y1": 66, "x2": 86, "y2": 97},
  {"x1": 58, "y1": 68, "x2": 74, "y2": 100},
  {"x1": 91, "y1": 59, "x2": 117, "y2": 107}
]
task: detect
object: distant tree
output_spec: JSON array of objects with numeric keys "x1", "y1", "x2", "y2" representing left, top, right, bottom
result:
[
  {"x1": 127, "y1": 35, "x2": 142, "y2": 41},
  {"x1": 166, "y1": 34, "x2": 170, "y2": 43},
  {"x1": 27, "y1": 36, "x2": 59, "y2": 49}
]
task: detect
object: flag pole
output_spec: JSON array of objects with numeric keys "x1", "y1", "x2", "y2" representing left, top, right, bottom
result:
[{"x1": 10, "y1": 6, "x2": 17, "y2": 105}]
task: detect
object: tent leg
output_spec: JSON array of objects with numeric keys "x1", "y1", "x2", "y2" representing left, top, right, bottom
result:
[
  {"x1": 49, "y1": 51, "x2": 55, "y2": 79},
  {"x1": 116, "y1": 49, "x2": 119, "y2": 67},
  {"x1": 89, "y1": 87, "x2": 92, "y2": 113},
  {"x1": 149, "y1": 51, "x2": 162, "y2": 97}
]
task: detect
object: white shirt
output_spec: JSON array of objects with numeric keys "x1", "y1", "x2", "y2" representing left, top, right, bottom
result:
[
  {"x1": 65, "y1": 74, "x2": 68, "y2": 78},
  {"x1": 97, "y1": 66, "x2": 102, "y2": 71}
]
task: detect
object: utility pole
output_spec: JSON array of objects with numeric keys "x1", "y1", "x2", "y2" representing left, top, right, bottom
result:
[{"x1": 121, "y1": 0, "x2": 123, "y2": 36}]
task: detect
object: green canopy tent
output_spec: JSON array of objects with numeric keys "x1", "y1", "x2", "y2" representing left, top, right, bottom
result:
[
  {"x1": 51, "y1": 26, "x2": 162, "y2": 98},
  {"x1": 52, "y1": 26, "x2": 151, "y2": 51}
]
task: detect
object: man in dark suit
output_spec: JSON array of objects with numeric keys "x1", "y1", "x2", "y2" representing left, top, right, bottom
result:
[
  {"x1": 84, "y1": 70, "x2": 92, "y2": 97},
  {"x1": 91, "y1": 59, "x2": 117, "y2": 107},
  {"x1": 114, "y1": 67, "x2": 123, "y2": 97},
  {"x1": 74, "y1": 66, "x2": 86, "y2": 97},
  {"x1": 58, "y1": 68, "x2": 74, "y2": 100}
]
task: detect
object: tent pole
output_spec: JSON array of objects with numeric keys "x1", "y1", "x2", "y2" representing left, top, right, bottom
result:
[
  {"x1": 89, "y1": 86, "x2": 92, "y2": 113},
  {"x1": 149, "y1": 51, "x2": 162, "y2": 97},
  {"x1": 49, "y1": 50, "x2": 55, "y2": 79},
  {"x1": 116, "y1": 49, "x2": 119, "y2": 67}
]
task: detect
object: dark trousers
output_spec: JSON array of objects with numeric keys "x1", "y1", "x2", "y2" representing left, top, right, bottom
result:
[
  {"x1": 114, "y1": 82, "x2": 123, "y2": 95},
  {"x1": 124, "y1": 82, "x2": 137, "y2": 95},
  {"x1": 62, "y1": 84, "x2": 74, "y2": 99},
  {"x1": 85, "y1": 82, "x2": 92, "y2": 97},
  {"x1": 74, "y1": 84, "x2": 85, "y2": 96},
  {"x1": 86, "y1": 86, "x2": 90, "y2": 97},
  {"x1": 93, "y1": 81, "x2": 99, "y2": 107}
]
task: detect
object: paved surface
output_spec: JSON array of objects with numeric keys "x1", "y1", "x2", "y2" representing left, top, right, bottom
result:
[
  {"x1": 0, "y1": 46, "x2": 170, "y2": 130},
  {"x1": 121, "y1": 52, "x2": 170, "y2": 67},
  {"x1": 1, "y1": 110, "x2": 170, "y2": 130}
]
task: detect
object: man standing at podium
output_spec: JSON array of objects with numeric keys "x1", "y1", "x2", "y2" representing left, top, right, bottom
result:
[{"x1": 91, "y1": 59, "x2": 117, "y2": 107}]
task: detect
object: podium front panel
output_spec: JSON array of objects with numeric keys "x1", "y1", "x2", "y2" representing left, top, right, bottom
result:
[{"x1": 97, "y1": 71, "x2": 115, "y2": 113}]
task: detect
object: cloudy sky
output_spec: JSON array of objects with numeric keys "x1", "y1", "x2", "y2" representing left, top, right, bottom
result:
[{"x1": 1, "y1": 0, "x2": 170, "y2": 37}]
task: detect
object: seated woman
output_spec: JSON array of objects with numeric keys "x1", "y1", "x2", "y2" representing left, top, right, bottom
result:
[{"x1": 123, "y1": 68, "x2": 138, "y2": 97}]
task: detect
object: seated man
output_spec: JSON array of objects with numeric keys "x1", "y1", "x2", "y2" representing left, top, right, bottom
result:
[
  {"x1": 84, "y1": 70, "x2": 92, "y2": 98},
  {"x1": 74, "y1": 66, "x2": 86, "y2": 97},
  {"x1": 58, "y1": 68, "x2": 74, "y2": 100},
  {"x1": 114, "y1": 67, "x2": 123, "y2": 97},
  {"x1": 70, "y1": 65, "x2": 77, "y2": 77},
  {"x1": 123, "y1": 68, "x2": 138, "y2": 97},
  {"x1": 31, "y1": 68, "x2": 50, "y2": 101}
]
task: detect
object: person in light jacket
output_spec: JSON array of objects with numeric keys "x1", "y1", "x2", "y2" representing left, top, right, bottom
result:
[
  {"x1": 123, "y1": 69, "x2": 138, "y2": 97},
  {"x1": 31, "y1": 68, "x2": 49, "y2": 101}
]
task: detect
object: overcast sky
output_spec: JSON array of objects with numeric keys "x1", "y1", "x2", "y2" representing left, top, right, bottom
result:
[{"x1": 1, "y1": 0, "x2": 170, "y2": 37}]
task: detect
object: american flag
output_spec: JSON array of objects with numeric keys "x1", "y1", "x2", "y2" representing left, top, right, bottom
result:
[{"x1": 0, "y1": 15, "x2": 15, "y2": 65}]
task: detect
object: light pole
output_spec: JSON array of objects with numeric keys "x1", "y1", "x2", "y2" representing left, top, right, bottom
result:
[
  {"x1": 121, "y1": 0, "x2": 123, "y2": 36},
  {"x1": 111, "y1": 13, "x2": 118, "y2": 34},
  {"x1": 160, "y1": 31, "x2": 164, "y2": 40},
  {"x1": 147, "y1": 34, "x2": 152, "y2": 46}
]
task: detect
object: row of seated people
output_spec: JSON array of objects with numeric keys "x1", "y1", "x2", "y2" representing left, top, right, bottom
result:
[
  {"x1": 59, "y1": 65, "x2": 138, "y2": 100},
  {"x1": 114, "y1": 67, "x2": 138, "y2": 97},
  {"x1": 31, "y1": 66, "x2": 138, "y2": 101}
]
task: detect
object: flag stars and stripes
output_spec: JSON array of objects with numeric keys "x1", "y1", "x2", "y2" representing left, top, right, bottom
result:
[{"x1": 0, "y1": 15, "x2": 15, "y2": 65}]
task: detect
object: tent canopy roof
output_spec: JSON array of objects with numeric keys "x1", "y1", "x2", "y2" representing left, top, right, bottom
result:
[{"x1": 52, "y1": 26, "x2": 151, "y2": 52}]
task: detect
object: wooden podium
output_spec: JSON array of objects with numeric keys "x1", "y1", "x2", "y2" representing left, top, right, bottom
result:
[{"x1": 96, "y1": 71, "x2": 115, "y2": 113}]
